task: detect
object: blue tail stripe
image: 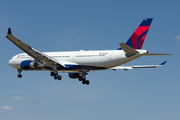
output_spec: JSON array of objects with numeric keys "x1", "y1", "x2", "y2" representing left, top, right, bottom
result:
[
  {"x1": 139, "y1": 18, "x2": 153, "y2": 26},
  {"x1": 125, "y1": 37, "x2": 133, "y2": 48},
  {"x1": 136, "y1": 30, "x2": 149, "y2": 49}
]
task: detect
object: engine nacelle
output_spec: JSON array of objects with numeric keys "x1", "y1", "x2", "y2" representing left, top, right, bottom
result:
[
  {"x1": 29, "y1": 62, "x2": 38, "y2": 68},
  {"x1": 68, "y1": 73, "x2": 80, "y2": 79},
  {"x1": 21, "y1": 60, "x2": 38, "y2": 70}
]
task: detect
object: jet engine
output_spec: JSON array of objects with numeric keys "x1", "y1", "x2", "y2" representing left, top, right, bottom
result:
[
  {"x1": 21, "y1": 60, "x2": 39, "y2": 70},
  {"x1": 68, "y1": 73, "x2": 80, "y2": 79},
  {"x1": 29, "y1": 61, "x2": 38, "y2": 68}
]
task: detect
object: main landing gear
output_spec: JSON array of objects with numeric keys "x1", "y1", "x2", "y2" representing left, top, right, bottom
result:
[
  {"x1": 78, "y1": 71, "x2": 90, "y2": 85},
  {"x1": 51, "y1": 63, "x2": 62, "y2": 80},
  {"x1": 50, "y1": 71, "x2": 62, "y2": 80},
  {"x1": 78, "y1": 77, "x2": 90, "y2": 85}
]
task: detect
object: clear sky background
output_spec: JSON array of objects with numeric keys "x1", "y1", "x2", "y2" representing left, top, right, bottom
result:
[{"x1": 0, "y1": 0, "x2": 179, "y2": 120}]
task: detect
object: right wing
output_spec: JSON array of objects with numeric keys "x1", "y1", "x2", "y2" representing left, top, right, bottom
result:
[
  {"x1": 6, "y1": 28, "x2": 66, "y2": 68},
  {"x1": 110, "y1": 61, "x2": 167, "y2": 71}
]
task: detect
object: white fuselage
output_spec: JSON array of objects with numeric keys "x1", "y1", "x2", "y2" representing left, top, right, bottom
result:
[{"x1": 9, "y1": 49, "x2": 148, "y2": 73}]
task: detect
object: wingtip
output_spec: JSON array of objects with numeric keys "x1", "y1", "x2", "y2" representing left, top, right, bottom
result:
[
  {"x1": 7, "y1": 28, "x2": 12, "y2": 35},
  {"x1": 160, "y1": 61, "x2": 167, "y2": 65}
]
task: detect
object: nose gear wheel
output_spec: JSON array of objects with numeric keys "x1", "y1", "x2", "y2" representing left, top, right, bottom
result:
[{"x1": 17, "y1": 69, "x2": 22, "y2": 78}]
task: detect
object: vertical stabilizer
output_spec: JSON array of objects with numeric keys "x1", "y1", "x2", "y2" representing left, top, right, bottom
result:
[{"x1": 118, "y1": 18, "x2": 153, "y2": 50}]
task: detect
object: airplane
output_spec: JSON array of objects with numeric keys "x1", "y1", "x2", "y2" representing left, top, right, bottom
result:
[{"x1": 7, "y1": 18, "x2": 171, "y2": 85}]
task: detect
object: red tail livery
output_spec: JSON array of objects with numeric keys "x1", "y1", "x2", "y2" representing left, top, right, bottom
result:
[{"x1": 118, "y1": 18, "x2": 153, "y2": 50}]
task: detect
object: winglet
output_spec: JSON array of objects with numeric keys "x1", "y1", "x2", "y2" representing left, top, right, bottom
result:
[
  {"x1": 160, "y1": 61, "x2": 167, "y2": 65},
  {"x1": 7, "y1": 28, "x2": 12, "y2": 35}
]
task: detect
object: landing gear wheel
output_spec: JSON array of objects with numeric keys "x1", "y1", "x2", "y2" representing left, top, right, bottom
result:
[
  {"x1": 85, "y1": 80, "x2": 90, "y2": 85},
  {"x1": 57, "y1": 75, "x2": 62, "y2": 80},
  {"x1": 54, "y1": 75, "x2": 58, "y2": 80},
  {"x1": 79, "y1": 70, "x2": 90, "y2": 85},
  {"x1": 79, "y1": 77, "x2": 83, "y2": 81},
  {"x1": 50, "y1": 72, "x2": 55, "y2": 76},
  {"x1": 17, "y1": 74, "x2": 22, "y2": 78},
  {"x1": 82, "y1": 80, "x2": 86, "y2": 84}
]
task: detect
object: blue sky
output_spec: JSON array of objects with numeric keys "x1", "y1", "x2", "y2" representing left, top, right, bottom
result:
[{"x1": 0, "y1": 0, "x2": 180, "y2": 120}]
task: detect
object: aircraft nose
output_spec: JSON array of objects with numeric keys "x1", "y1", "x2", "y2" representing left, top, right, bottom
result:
[
  {"x1": 8, "y1": 59, "x2": 21, "y2": 69},
  {"x1": 8, "y1": 59, "x2": 19, "y2": 69},
  {"x1": 9, "y1": 59, "x2": 14, "y2": 67}
]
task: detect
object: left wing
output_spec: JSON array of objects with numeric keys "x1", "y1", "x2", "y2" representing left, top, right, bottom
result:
[
  {"x1": 110, "y1": 61, "x2": 167, "y2": 71},
  {"x1": 6, "y1": 28, "x2": 66, "y2": 68}
]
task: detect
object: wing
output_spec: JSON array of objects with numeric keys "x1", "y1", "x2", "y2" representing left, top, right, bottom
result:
[
  {"x1": 6, "y1": 28, "x2": 66, "y2": 68},
  {"x1": 110, "y1": 61, "x2": 167, "y2": 71}
]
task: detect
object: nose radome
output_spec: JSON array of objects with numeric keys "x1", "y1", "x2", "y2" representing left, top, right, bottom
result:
[
  {"x1": 8, "y1": 59, "x2": 21, "y2": 69},
  {"x1": 9, "y1": 59, "x2": 14, "y2": 67},
  {"x1": 8, "y1": 59, "x2": 18, "y2": 69}
]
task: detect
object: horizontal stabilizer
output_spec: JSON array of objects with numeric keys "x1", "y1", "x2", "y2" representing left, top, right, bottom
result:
[
  {"x1": 119, "y1": 43, "x2": 139, "y2": 56},
  {"x1": 110, "y1": 61, "x2": 167, "y2": 70},
  {"x1": 142, "y1": 53, "x2": 172, "y2": 56}
]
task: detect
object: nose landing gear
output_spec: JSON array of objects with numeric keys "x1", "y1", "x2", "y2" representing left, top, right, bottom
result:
[
  {"x1": 17, "y1": 69, "x2": 22, "y2": 78},
  {"x1": 17, "y1": 74, "x2": 22, "y2": 78}
]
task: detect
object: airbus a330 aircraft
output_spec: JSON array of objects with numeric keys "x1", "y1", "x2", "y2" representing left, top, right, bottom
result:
[{"x1": 7, "y1": 18, "x2": 171, "y2": 85}]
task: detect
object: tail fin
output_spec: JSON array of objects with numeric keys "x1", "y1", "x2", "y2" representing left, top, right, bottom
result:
[{"x1": 118, "y1": 18, "x2": 153, "y2": 50}]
